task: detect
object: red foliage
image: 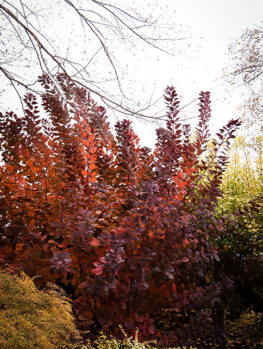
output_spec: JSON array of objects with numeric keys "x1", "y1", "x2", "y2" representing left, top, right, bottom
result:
[{"x1": 0, "y1": 75, "x2": 241, "y2": 347}]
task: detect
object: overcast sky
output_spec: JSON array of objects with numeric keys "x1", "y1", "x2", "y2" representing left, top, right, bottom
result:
[
  {"x1": 1, "y1": 0, "x2": 263, "y2": 148},
  {"x1": 128, "y1": 0, "x2": 263, "y2": 147}
]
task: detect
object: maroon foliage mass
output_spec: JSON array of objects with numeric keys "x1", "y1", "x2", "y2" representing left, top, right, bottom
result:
[{"x1": 0, "y1": 75, "x2": 241, "y2": 347}]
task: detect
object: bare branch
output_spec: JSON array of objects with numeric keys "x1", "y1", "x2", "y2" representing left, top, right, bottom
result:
[{"x1": 0, "y1": 0, "x2": 183, "y2": 120}]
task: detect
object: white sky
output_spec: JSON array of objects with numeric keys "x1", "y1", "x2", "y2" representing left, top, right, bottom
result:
[
  {"x1": 1, "y1": 0, "x2": 263, "y2": 149},
  {"x1": 128, "y1": 0, "x2": 263, "y2": 147}
]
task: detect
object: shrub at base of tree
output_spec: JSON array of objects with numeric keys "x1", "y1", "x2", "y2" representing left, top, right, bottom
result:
[{"x1": 0, "y1": 270, "x2": 81, "y2": 349}]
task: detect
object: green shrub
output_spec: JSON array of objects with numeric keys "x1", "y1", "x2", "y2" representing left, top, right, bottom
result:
[{"x1": 0, "y1": 270, "x2": 81, "y2": 349}]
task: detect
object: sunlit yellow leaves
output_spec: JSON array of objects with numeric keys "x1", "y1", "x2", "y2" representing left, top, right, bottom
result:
[{"x1": 220, "y1": 135, "x2": 263, "y2": 212}]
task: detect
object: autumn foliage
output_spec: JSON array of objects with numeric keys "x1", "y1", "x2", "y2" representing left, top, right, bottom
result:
[{"x1": 0, "y1": 74, "x2": 241, "y2": 347}]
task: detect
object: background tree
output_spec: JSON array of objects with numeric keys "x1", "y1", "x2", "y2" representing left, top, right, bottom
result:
[
  {"x1": 215, "y1": 136, "x2": 263, "y2": 343},
  {"x1": 228, "y1": 23, "x2": 263, "y2": 133},
  {"x1": 219, "y1": 136, "x2": 263, "y2": 212}
]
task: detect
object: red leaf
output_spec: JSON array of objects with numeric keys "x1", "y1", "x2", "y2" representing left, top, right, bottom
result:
[
  {"x1": 90, "y1": 238, "x2": 100, "y2": 247},
  {"x1": 178, "y1": 171, "x2": 184, "y2": 179},
  {"x1": 92, "y1": 266, "x2": 103, "y2": 275},
  {"x1": 79, "y1": 281, "x2": 89, "y2": 288},
  {"x1": 183, "y1": 238, "x2": 189, "y2": 247},
  {"x1": 134, "y1": 313, "x2": 144, "y2": 323},
  {"x1": 148, "y1": 323, "x2": 155, "y2": 334}
]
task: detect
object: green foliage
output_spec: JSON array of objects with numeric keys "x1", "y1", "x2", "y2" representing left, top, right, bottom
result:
[
  {"x1": 0, "y1": 270, "x2": 81, "y2": 349},
  {"x1": 84, "y1": 328, "x2": 155, "y2": 349},
  {"x1": 218, "y1": 135, "x2": 263, "y2": 260},
  {"x1": 215, "y1": 135, "x2": 263, "y2": 328},
  {"x1": 219, "y1": 135, "x2": 263, "y2": 213}
]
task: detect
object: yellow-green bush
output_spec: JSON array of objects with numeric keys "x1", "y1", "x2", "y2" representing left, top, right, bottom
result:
[{"x1": 0, "y1": 270, "x2": 81, "y2": 349}]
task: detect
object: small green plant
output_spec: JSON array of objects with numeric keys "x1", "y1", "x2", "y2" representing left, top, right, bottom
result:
[
  {"x1": 66, "y1": 327, "x2": 196, "y2": 349},
  {"x1": 87, "y1": 327, "x2": 155, "y2": 349},
  {"x1": 65, "y1": 326, "x2": 158, "y2": 349},
  {"x1": 0, "y1": 270, "x2": 81, "y2": 349}
]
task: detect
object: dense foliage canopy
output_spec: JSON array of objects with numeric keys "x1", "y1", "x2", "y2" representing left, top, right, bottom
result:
[{"x1": 0, "y1": 73, "x2": 257, "y2": 348}]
